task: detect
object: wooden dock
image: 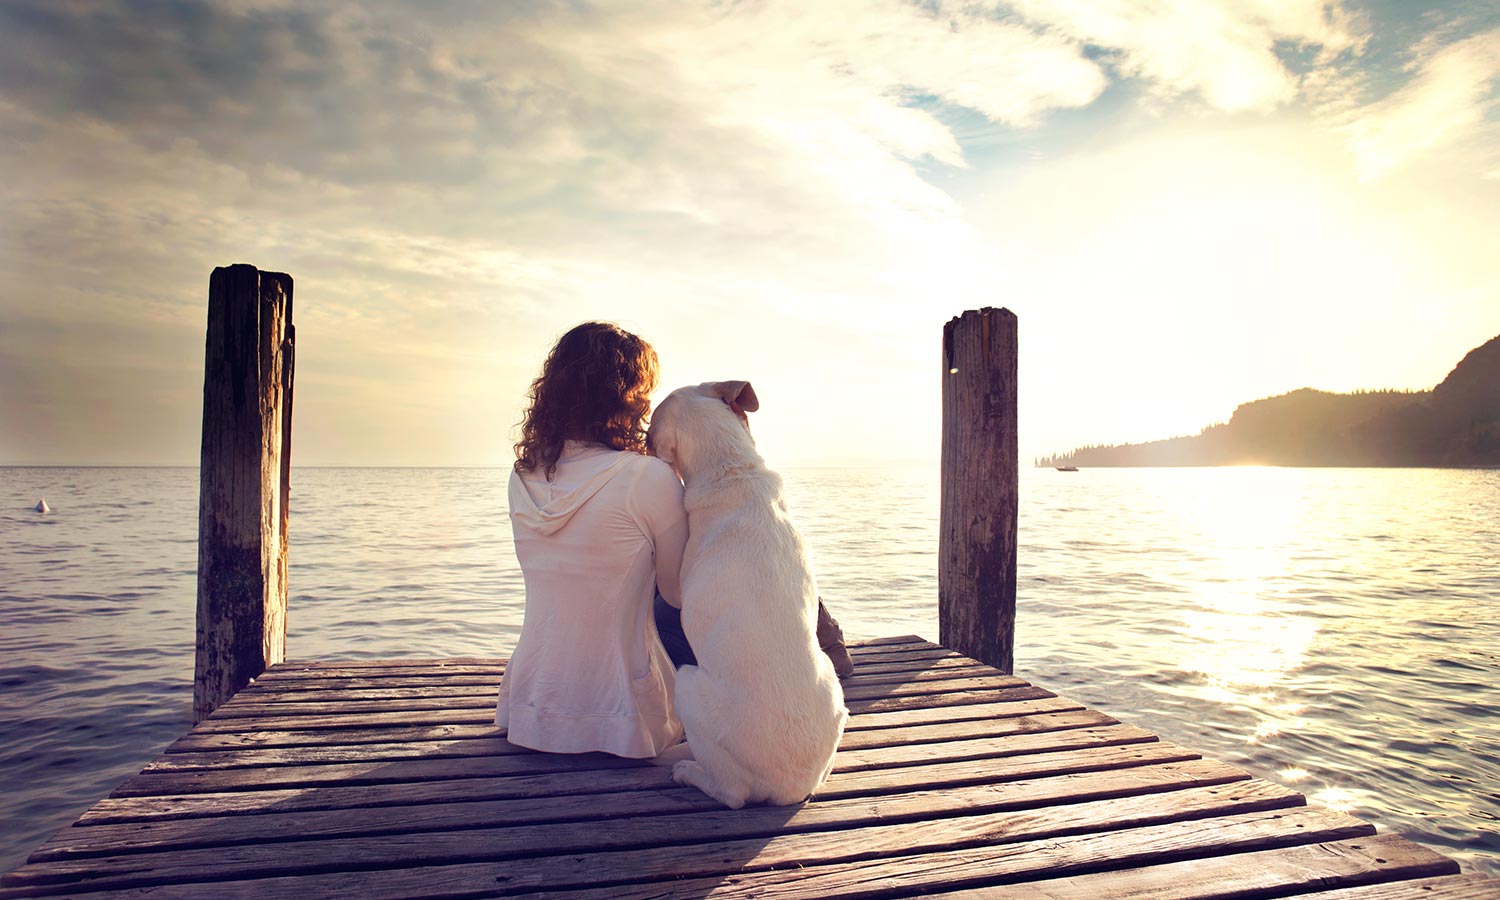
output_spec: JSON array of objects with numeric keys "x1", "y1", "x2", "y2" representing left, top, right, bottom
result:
[{"x1": 3, "y1": 636, "x2": 1491, "y2": 899}]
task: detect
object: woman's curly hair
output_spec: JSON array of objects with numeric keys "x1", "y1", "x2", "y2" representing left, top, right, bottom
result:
[{"x1": 514, "y1": 322, "x2": 660, "y2": 479}]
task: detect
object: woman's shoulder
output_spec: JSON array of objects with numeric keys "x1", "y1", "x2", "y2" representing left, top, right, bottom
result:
[
  {"x1": 626, "y1": 453, "x2": 677, "y2": 479},
  {"x1": 624, "y1": 454, "x2": 682, "y2": 499}
]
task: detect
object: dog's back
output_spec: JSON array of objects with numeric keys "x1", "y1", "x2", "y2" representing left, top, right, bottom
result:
[{"x1": 650, "y1": 382, "x2": 848, "y2": 808}]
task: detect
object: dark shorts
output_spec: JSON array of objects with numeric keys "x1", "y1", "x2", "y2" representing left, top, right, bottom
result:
[{"x1": 652, "y1": 591, "x2": 697, "y2": 669}]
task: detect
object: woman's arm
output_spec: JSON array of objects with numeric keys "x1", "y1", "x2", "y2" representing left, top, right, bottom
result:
[
  {"x1": 632, "y1": 456, "x2": 689, "y2": 608},
  {"x1": 654, "y1": 517, "x2": 688, "y2": 609}
]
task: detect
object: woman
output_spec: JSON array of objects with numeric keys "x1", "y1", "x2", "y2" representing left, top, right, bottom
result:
[{"x1": 497, "y1": 322, "x2": 687, "y2": 758}]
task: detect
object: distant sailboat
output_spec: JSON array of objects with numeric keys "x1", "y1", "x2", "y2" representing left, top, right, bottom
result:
[{"x1": 35, "y1": 499, "x2": 50, "y2": 513}]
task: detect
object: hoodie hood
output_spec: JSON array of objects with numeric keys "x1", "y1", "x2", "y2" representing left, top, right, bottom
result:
[{"x1": 509, "y1": 444, "x2": 637, "y2": 536}]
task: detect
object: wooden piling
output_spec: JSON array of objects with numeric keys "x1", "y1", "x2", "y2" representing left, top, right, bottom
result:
[
  {"x1": 194, "y1": 265, "x2": 295, "y2": 722},
  {"x1": 939, "y1": 307, "x2": 1018, "y2": 674}
]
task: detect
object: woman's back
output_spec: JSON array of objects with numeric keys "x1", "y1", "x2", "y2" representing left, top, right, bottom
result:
[{"x1": 499, "y1": 441, "x2": 685, "y2": 758}]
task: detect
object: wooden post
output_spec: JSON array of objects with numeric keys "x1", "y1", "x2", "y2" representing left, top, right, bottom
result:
[
  {"x1": 194, "y1": 265, "x2": 295, "y2": 722},
  {"x1": 939, "y1": 307, "x2": 1018, "y2": 673}
]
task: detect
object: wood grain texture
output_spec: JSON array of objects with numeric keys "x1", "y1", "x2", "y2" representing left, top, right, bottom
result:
[
  {"x1": 910, "y1": 833, "x2": 1463, "y2": 899},
  {"x1": 233, "y1": 657, "x2": 1000, "y2": 701},
  {"x1": 940, "y1": 308, "x2": 1018, "y2": 674},
  {"x1": 159, "y1": 694, "x2": 1088, "y2": 753},
  {"x1": 152, "y1": 709, "x2": 1119, "y2": 770},
  {"x1": 35, "y1": 759, "x2": 1259, "y2": 861},
  {"x1": 5, "y1": 643, "x2": 1490, "y2": 900},
  {"x1": 212, "y1": 672, "x2": 1026, "y2": 715},
  {"x1": 194, "y1": 265, "x2": 294, "y2": 722},
  {"x1": 112, "y1": 729, "x2": 1189, "y2": 800},
  {"x1": 6, "y1": 780, "x2": 1306, "y2": 895},
  {"x1": 494, "y1": 808, "x2": 1376, "y2": 900},
  {"x1": 1291, "y1": 873, "x2": 1500, "y2": 899}
]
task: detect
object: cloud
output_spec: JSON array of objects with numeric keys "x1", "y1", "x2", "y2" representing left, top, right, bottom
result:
[
  {"x1": 0, "y1": 0, "x2": 1495, "y2": 465},
  {"x1": 1003, "y1": 0, "x2": 1363, "y2": 111},
  {"x1": 1340, "y1": 28, "x2": 1500, "y2": 180},
  {"x1": 0, "y1": 0, "x2": 1107, "y2": 344}
]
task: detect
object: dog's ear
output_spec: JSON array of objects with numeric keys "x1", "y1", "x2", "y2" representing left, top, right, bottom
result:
[{"x1": 710, "y1": 381, "x2": 759, "y2": 413}]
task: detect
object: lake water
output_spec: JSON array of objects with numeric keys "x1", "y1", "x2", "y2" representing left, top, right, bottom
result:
[{"x1": 2, "y1": 465, "x2": 1497, "y2": 877}]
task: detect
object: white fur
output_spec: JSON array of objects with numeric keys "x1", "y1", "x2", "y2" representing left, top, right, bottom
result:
[{"x1": 648, "y1": 381, "x2": 848, "y2": 809}]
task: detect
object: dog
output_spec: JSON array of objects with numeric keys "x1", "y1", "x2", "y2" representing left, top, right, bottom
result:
[{"x1": 646, "y1": 380, "x2": 848, "y2": 808}]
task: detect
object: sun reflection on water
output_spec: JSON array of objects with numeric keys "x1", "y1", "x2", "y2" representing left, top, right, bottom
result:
[
  {"x1": 1167, "y1": 468, "x2": 1321, "y2": 742},
  {"x1": 1310, "y1": 786, "x2": 1373, "y2": 815},
  {"x1": 1016, "y1": 466, "x2": 1500, "y2": 877}
]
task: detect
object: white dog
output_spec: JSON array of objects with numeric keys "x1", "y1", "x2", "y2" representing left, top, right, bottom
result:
[{"x1": 647, "y1": 380, "x2": 848, "y2": 809}]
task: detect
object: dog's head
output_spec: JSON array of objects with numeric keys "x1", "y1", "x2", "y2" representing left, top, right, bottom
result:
[{"x1": 648, "y1": 381, "x2": 759, "y2": 473}]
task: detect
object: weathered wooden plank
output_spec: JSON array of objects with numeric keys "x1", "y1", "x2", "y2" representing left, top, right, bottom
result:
[
  {"x1": 845, "y1": 634, "x2": 928, "y2": 647},
  {"x1": 241, "y1": 675, "x2": 506, "y2": 694},
  {"x1": 838, "y1": 654, "x2": 995, "y2": 678},
  {"x1": 5, "y1": 778, "x2": 1306, "y2": 894},
  {"x1": 183, "y1": 706, "x2": 524, "y2": 733},
  {"x1": 241, "y1": 655, "x2": 994, "y2": 696},
  {"x1": 162, "y1": 696, "x2": 1092, "y2": 754},
  {"x1": 1293, "y1": 873, "x2": 1500, "y2": 899},
  {"x1": 508, "y1": 807, "x2": 1375, "y2": 900},
  {"x1": 262, "y1": 641, "x2": 934, "y2": 675},
  {"x1": 115, "y1": 722, "x2": 1167, "y2": 797},
  {"x1": 849, "y1": 673, "x2": 1029, "y2": 701},
  {"x1": 847, "y1": 638, "x2": 941, "y2": 655},
  {"x1": 842, "y1": 709, "x2": 1118, "y2": 750},
  {"x1": 235, "y1": 661, "x2": 1005, "y2": 704},
  {"x1": 7, "y1": 805, "x2": 1372, "y2": 900},
  {"x1": 83, "y1": 742, "x2": 1203, "y2": 825},
  {"x1": 498, "y1": 807, "x2": 1377, "y2": 898},
  {"x1": 257, "y1": 663, "x2": 509, "y2": 681},
  {"x1": 112, "y1": 747, "x2": 650, "y2": 796},
  {"x1": 265, "y1": 639, "x2": 923, "y2": 673},
  {"x1": 848, "y1": 685, "x2": 1053, "y2": 716},
  {"x1": 836, "y1": 723, "x2": 1155, "y2": 771},
  {"x1": 154, "y1": 709, "x2": 1119, "y2": 772},
  {"x1": 209, "y1": 674, "x2": 1031, "y2": 719},
  {"x1": 827, "y1": 739, "x2": 1194, "y2": 799},
  {"x1": 165, "y1": 722, "x2": 503, "y2": 753},
  {"x1": 38, "y1": 758, "x2": 1258, "y2": 861},
  {"x1": 282, "y1": 654, "x2": 510, "y2": 669},
  {"x1": 248, "y1": 652, "x2": 970, "y2": 694},
  {"x1": 141, "y1": 723, "x2": 1153, "y2": 793},
  {"x1": 227, "y1": 668, "x2": 1021, "y2": 708},
  {"x1": 150, "y1": 736, "x2": 529, "y2": 771},
  {"x1": 277, "y1": 657, "x2": 507, "y2": 668},
  {"x1": 844, "y1": 694, "x2": 1085, "y2": 731},
  {"x1": 923, "y1": 833, "x2": 1465, "y2": 899},
  {"x1": 832, "y1": 643, "x2": 952, "y2": 663},
  {"x1": 204, "y1": 694, "x2": 501, "y2": 718},
  {"x1": 182, "y1": 685, "x2": 1058, "y2": 734}
]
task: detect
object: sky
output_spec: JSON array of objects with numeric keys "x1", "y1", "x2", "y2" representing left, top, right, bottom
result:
[{"x1": 1, "y1": 0, "x2": 1497, "y2": 467}]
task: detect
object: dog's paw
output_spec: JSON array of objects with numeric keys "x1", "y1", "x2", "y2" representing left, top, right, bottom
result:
[{"x1": 673, "y1": 760, "x2": 747, "y2": 809}]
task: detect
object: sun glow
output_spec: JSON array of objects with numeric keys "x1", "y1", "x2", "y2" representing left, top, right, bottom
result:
[
  {"x1": 990, "y1": 118, "x2": 1500, "y2": 463},
  {"x1": 1163, "y1": 470, "x2": 1322, "y2": 743}
]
